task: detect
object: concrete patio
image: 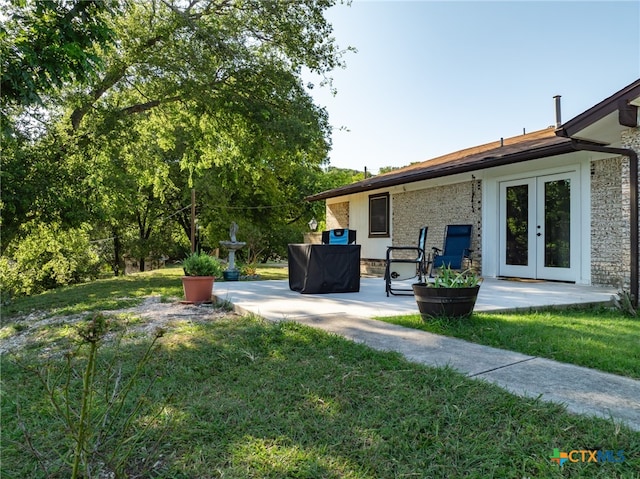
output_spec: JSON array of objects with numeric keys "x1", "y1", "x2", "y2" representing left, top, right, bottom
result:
[
  {"x1": 212, "y1": 277, "x2": 640, "y2": 431},
  {"x1": 212, "y1": 277, "x2": 618, "y2": 321}
]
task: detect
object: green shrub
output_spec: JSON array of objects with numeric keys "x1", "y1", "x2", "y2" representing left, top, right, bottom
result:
[
  {"x1": 431, "y1": 265, "x2": 481, "y2": 288},
  {"x1": 181, "y1": 252, "x2": 223, "y2": 277},
  {"x1": 1, "y1": 221, "x2": 101, "y2": 298}
]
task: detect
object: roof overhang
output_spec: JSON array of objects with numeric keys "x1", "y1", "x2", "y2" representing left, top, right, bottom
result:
[
  {"x1": 306, "y1": 135, "x2": 574, "y2": 202},
  {"x1": 555, "y1": 79, "x2": 640, "y2": 144},
  {"x1": 307, "y1": 78, "x2": 640, "y2": 203}
]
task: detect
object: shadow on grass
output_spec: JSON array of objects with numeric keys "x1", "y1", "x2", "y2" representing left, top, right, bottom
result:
[
  {"x1": 3, "y1": 314, "x2": 638, "y2": 478},
  {"x1": 3, "y1": 265, "x2": 288, "y2": 322},
  {"x1": 2, "y1": 268, "x2": 186, "y2": 321}
]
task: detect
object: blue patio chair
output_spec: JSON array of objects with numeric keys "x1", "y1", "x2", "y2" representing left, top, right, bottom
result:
[
  {"x1": 321, "y1": 229, "x2": 357, "y2": 245},
  {"x1": 431, "y1": 224, "x2": 473, "y2": 275},
  {"x1": 384, "y1": 226, "x2": 430, "y2": 296}
]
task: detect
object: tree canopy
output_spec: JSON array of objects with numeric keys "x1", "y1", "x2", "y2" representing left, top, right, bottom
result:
[
  {"x1": 1, "y1": 0, "x2": 361, "y2": 296},
  {"x1": 1, "y1": 0, "x2": 118, "y2": 108}
]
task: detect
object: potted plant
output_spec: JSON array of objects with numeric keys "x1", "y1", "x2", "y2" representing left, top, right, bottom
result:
[
  {"x1": 412, "y1": 265, "x2": 481, "y2": 319},
  {"x1": 181, "y1": 252, "x2": 224, "y2": 304}
]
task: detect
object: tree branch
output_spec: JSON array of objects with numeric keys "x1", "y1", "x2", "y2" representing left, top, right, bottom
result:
[
  {"x1": 119, "y1": 96, "x2": 182, "y2": 115},
  {"x1": 70, "y1": 34, "x2": 166, "y2": 130}
]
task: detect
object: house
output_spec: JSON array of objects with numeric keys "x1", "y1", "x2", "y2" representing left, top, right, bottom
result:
[{"x1": 305, "y1": 78, "x2": 640, "y2": 304}]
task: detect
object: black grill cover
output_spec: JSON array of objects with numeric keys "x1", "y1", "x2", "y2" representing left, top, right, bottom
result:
[{"x1": 288, "y1": 244, "x2": 361, "y2": 294}]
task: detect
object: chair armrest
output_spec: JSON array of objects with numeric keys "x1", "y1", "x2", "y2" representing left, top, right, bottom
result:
[
  {"x1": 386, "y1": 246, "x2": 424, "y2": 261},
  {"x1": 387, "y1": 246, "x2": 422, "y2": 252}
]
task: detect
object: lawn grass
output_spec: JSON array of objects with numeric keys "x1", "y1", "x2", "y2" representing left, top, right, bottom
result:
[
  {"x1": 2, "y1": 314, "x2": 639, "y2": 478},
  {"x1": 376, "y1": 308, "x2": 640, "y2": 380},
  {"x1": 2, "y1": 269, "x2": 639, "y2": 477},
  {"x1": 1, "y1": 264, "x2": 288, "y2": 322}
]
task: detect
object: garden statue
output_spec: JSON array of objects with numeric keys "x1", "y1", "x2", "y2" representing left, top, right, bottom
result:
[{"x1": 230, "y1": 222, "x2": 238, "y2": 242}]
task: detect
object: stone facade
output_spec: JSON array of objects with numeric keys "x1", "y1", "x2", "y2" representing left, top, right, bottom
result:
[
  {"x1": 590, "y1": 127, "x2": 640, "y2": 293},
  {"x1": 326, "y1": 201, "x2": 349, "y2": 230},
  {"x1": 360, "y1": 259, "x2": 386, "y2": 277},
  {"x1": 303, "y1": 232, "x2": 322, "y2": 244},
  {"x1": 590, "y1": 157, "x2": 625, "y2": 287},
  {"x1": 391, "y1": 179, "x2": 483, "y2": 273}
]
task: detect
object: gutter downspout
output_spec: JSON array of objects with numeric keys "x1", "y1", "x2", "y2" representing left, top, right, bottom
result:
[{"x1": 570, "y1": 139, "x2": 638, "y2": 307}]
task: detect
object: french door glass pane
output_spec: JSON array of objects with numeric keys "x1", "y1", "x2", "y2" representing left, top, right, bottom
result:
[
  {"x1": 506, "y1": 184, "x2": 529, "y2": 266},
  {"x1": 544, "y1": 179, "x2": 571, "y2": 268}
]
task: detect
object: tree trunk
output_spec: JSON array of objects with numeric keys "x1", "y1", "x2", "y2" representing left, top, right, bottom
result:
[{"x1": 112, "y1": 232, "x2": 123, "y2": 276}]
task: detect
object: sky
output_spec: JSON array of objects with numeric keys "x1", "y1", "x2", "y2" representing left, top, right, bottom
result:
[{"x1": 304, "y1": 0, "x2": 640, "y2": 174}]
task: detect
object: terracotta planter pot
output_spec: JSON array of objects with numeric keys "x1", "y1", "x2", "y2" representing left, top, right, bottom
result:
[
  {"x1": 412, "y1": 283, "x2": 480, "y2": 319},
  {"x1": 181, "y1": 276, "x2": 215, "y2": 304}
]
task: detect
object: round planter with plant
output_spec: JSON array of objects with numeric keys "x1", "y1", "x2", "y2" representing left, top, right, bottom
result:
[
  {"x1": 181, "y1": 252, "x2": 224, "y2": 304},
  {"x1": 412, "y1": 265, "x2": 481, "y2": 319}
]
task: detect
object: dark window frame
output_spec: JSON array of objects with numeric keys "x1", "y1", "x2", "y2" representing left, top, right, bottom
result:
[{"x1": 369, "y1": 193, "x2": 390, "y2": 238}]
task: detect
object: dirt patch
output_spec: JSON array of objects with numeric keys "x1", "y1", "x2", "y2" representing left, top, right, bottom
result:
[{"x1": 0, "y1": 297, "x2": 239, "y2": 356}]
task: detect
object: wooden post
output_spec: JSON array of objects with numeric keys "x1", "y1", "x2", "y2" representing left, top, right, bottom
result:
[{"x1": 190, "y1": 188, "x2": 196, "y2": 253}]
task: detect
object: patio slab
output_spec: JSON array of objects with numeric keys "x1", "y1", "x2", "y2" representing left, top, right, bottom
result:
[
  {"x1": 212, "y1": 277, "x2": 640, "y2": 431},
  {"x1": 213, "y1": 277, "x2": 618, "y2": 321}
]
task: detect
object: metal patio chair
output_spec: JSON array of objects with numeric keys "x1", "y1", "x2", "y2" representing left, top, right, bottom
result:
[
  {"x1": 384, "y1": 226, "x2": 429, "y2": 296},
  {"x1": 431, "y1": 224, "x2": 473, "y2": 275}
]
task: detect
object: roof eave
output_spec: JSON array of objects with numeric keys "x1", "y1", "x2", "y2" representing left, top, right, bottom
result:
[
  {"x1": 556, "y1": 78, "x2": 640, "y2": 138},
  {"x1": 305, "y1": 140, "x2": 575, "y2": 202}
]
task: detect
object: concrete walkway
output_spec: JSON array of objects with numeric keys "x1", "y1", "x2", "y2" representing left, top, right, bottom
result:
[{"x1": 213, "y1": 278, "x2": 640, "y2": 431}]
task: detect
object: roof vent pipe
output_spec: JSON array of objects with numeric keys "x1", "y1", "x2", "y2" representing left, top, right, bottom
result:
[{"x1": 554, "y1": 95, "x2": 562, "y2": 128}]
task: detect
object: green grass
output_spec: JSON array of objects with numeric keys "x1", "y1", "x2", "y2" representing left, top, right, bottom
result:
[
  {"x1": 1, "y1": 264, "x2": 288, "y2": 321},
  {"x1": 2, "y1": 314, "x2": 639, "y2": 478},
  {"x1": 2, "y1": 270, "x2": 639, "y2": 477},
  {"x1": 1, "y1": 267, "x2": 185, "y2": 321},
  {"x1": 253, "y1": 264, "x2": 289, "y2": 281},
  {"x1": 376, "y1": 308, "x2": 640, "y2": 379}
]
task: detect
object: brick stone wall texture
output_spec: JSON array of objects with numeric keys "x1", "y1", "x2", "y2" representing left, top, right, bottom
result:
[
  {"x1": 591, "y1": 156, "x2": 624, "y2": 287},
  {"x1": 591, "y1": 128, "x2": 640, "y2": 290},
  {"x1": 392, "y1": 179, "x2": 482, "y2": 273},
  {"x1": 326, "y1": 201, "x2": 349, "y2": 230}
]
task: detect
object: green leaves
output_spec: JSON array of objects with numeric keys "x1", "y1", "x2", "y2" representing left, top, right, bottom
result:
[
  {"x1": 1, "y1": 0, "x2": 118, "y2": 107},
  {"x1": 181, "y1": 252, "x2": 224, "y2": 277},
  {"x1": 2, "y1": 0, "x2": 353, "y2": 286},
  {"x1": 431, "y1": 266, "x2": 481, "y2": 288}
]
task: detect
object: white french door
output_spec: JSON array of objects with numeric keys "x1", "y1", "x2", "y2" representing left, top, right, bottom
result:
[{"x1": 499, "y1": 171, "x2": 579, "y2": 282}]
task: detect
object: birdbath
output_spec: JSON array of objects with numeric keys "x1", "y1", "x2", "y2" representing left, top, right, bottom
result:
[{"x1": 219, "y1": 222, "x2": 246, "y2": 281}]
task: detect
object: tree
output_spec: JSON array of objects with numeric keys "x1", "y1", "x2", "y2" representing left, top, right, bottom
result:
[
  {"x1": 378, "y1": 165, "x2": 401, "y2": 174},
  {"x1": 1, "y1": 0, "x2": 118, "y2": 108},
  {"x1": 2, "y1": 0, "x2": 353, "y2": 280},
  {"x1": 69, "y1": 0, "x2": 345, "y2": 265}
]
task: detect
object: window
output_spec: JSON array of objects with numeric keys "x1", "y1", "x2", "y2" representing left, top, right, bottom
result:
[{"x1": 369, "y1": 193, "x2": 389, "y2": 237}]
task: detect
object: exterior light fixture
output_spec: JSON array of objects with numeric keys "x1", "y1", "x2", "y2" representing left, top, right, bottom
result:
[{"x1": 308, "y1": 217, "x2": 318, "y2": 231}]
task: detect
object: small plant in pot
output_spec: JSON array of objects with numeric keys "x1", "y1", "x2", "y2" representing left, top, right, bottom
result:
[
  {"x1": 181, "y1": 252, "x2": 224, "y2": 304},
  {"x1": 412, "y1": 265, "x2": 481, "y2": 319}
]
